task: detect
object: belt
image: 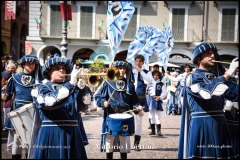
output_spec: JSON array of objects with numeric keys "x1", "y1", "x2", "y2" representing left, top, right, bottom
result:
[
  {"x1": 190, "y1": 110, "x2": 224, "y2": 118},
  {"x1": 41, "y1": 120, "x2": 78, "y2": 127}
]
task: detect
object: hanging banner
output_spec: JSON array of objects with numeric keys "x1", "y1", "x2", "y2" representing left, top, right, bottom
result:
[
  {"x1": 25, "y1": 41, "x2": 32, "y2": 55},
  {"x1": 5, "y1": 1, "x2": 16, "y2": 20}
]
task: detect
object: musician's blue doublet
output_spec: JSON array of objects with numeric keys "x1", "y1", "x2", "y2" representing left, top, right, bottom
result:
[
  {"x1": 6, "y1": 72, "x2": 36, "y2": 129},
  {"x1": 178, "y1": 69, "x2": 239, "y2": 159},
  {"x1": 146, "y1": 79, "x2": 163, "y2": 111},
  {"x1": 30, "y1": 81, "x2": 87, "y2": 159},
  {"x1": 94, "y1": 78, "x2": 138, "y2": 152},
  {"x1": 135, "y1": 69, "x2": 148, "y2": 95}
]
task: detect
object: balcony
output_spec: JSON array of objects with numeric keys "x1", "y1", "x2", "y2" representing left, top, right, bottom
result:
[{"x1": 39, "y1": 24, "x2": 238, "y2": 43}]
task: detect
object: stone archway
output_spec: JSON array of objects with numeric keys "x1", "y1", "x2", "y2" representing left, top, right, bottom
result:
[
  {"x1": 37, "y1": 45, "x2": 61, "y2": 66},
  {"x1": 72, "y1": 48, "x2": 95, "y2": 67},
  {"x1": 114, "y1": 50, "x2": 128, "y2": 61}
]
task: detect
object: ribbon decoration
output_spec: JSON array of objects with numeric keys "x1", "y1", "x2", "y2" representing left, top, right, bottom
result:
[
  {"x1": 107, "y1": 1, "x2": 135, "y2": 58},
  {"x1": 126, "y1": 25, "x2": 174, "y2": 71}
]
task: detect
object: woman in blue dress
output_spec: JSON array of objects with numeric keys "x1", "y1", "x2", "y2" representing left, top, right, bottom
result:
[
  {"x1": 178, "y1": 42, "x2": 239, "y2": 159},
  {"x1": 30, "y1": 55, "x2": 87, "y2": 159},
  {"x1": 165, "y1": 71, "x2": 179, "y2": 115}
]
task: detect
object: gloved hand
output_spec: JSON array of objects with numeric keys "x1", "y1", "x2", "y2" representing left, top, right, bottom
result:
[
  {"x1": 227, "y1": 57, "x2": 238, "y2": 76},
  {"x1": 70, "y1": 65, "x2": 81, "y2": 85}
]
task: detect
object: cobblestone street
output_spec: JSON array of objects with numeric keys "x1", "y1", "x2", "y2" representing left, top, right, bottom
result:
[{"x1": 2, "y1": 102, "x2": 181, "y2": 159}]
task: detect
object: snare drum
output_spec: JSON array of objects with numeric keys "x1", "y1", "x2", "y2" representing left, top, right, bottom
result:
[
  {"x1": 106, "y1": 113, "x2": 134, "y2": 136},
  {"x1": 8, "y1": 103, "x2": 35, "y2": 148}
]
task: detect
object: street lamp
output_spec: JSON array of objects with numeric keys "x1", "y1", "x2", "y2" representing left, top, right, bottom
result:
[{"x1": 60, "y1": 1, "x2": 68, "y2": 58}]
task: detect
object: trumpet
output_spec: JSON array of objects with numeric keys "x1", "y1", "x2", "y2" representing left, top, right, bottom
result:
[
  {"x1": 64, "y1": 67, "x2": 120, "y2": 87},
  {"x1": 212, "y1": 60, "x2": 231, "y2": 65}
]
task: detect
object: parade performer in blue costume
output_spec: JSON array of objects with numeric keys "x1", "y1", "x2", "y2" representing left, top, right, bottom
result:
[
  {"x1": 176, "y1": 64, "x2": 191, "y2": 115},
  {"x1": 146, "y1": 70, "x2": 167, "y2": 136},
  {"x1": 223, "y1": 75, "x2": 239, "y2": 158},
  {"x1": 94, "y1": 60, "x2": 140, "y2": 159},
  {"x1": 178, "y1": 42, "x2": 239, "y2": 159},
  {"x1": 76, "y1": 78, "x2": 93, "y2": 115},
  {"x1": 132, "y1": 54, "x2": 153, "y2": 151},
  {"x1": 30, "y1": 55, "x2": 87, "y2": 159},
  {"x1": 5, "y1": 55, "x2": 42, "y2": 159},
  {"x1": 165, "y1": 70, "x2": 179, "y2": 115}
]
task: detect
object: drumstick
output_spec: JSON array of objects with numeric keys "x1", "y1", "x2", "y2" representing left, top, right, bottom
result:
[
  {"x1": 212, "y1": 60, "x2": 231, "y2": 65},
  {"x1": 107, "y1": 90, "x2": 116, "y2": 103},
  {"x1": 124, "y1": 107, "x2": 145, "y2": 113}
]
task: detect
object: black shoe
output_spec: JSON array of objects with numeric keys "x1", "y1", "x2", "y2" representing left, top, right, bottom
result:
[
  {"x1": 156, "y1": 124, "x2": 162, "y2": 136},
  {"x1": 106, "y1": 152, "x2": 113, "y2": 159},
  {"x1": 12, "y1": 154, "x2": 21, "y2": 159},
  {"x1": 149, "y1": 124, "x2": 156, "y2": 135},
  {"x1": 120, "y1": 153, "x2": 127, "y2": 159},
  {"x1": 134, "y1": 135, "x2": 141, "y2": 151},
  {"x1": 148, "y1": 119, "x2": 151, "y2": 129}
]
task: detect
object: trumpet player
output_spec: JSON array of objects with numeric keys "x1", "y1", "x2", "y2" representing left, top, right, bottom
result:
[
  {"x1": 132, "y1": 54, "x2": 153, "y2": 151},
  {"x1": 178, "y1": 42, "x2": 239, "y2": 159},
  {"x1": 94, "y1": 60, "x2": 140, "y2": 159},
  {"x1": 30, "y1": 55, "x2": 88, "y2": 159}
]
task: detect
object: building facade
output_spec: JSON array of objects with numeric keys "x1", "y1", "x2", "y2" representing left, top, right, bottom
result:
[
  {"x1": 1, "y1": 1, "x2": 29, "y2": 61},
  {"x1": 27, "y1": 1, "x2": 238, "y2": 68}
]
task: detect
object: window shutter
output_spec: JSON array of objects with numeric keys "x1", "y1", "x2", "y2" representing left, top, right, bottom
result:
[
  {"x1": 80, "y1": 6, "x2": 93, "y2": 38},
  {"x1": 50, "y1": 5, "x2": 62, "y2": 36},
  {"x1": 172, "y1": 9, "x2": 185, "y2": 40},
  {"x1": 221, "y1": 9, "x2": 235, "y2": 41}
]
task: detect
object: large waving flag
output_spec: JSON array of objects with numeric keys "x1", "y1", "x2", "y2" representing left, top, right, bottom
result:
[
  {"x1": 107, "y1": 1, "x2": 135, "y2": 58},
  {"x1": 126, "y1": 25, "x2": 174, "y2": 71}
]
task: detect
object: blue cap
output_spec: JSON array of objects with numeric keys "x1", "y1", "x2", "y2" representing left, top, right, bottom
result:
[
  {"x1": 18, "y1": 55, "x2": 39, "y2": 65},
  {"x1": 192, "y1": 43, "x2": 217, "y2": 64},
  {"x1": 42, "y1": 55, "x2": 73, "y2": 79}
]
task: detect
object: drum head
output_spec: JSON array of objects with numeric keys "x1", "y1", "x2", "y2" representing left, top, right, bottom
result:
[{"x1": 109, "y1": 113, "x2": 132, "y2": 119}]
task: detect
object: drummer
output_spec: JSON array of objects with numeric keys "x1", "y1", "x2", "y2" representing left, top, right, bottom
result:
[
  {"x1": 4, "y1": 55, "x2": 42, "y2": 159},
  {"x1": 94, "y1": 60, "x2": 141, "y2": 159}
]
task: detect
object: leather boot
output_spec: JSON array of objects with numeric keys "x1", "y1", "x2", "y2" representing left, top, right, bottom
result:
[
  {"x1": 134, "y1": 135, "x2": 141, "y2": 151},
  {"x1": 149, "y1": 124, "x2": 156, "y2": 135},
  {"x1": 120, "y1": 153, "x2": 127, "y2": 159},
  {"x1": 156, "y1": 124, "x2": 162, "y2": 136},
  {"x1": 12, "y1": 154, "x2": 21, "y2": 159},
  {"x1": 148, "y1": 119, "x2": 151, "y2": 129}
]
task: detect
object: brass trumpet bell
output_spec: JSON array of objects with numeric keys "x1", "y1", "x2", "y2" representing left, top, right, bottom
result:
[{"x1": 106, "y1": 67, "x2": 120, "y2": 81}]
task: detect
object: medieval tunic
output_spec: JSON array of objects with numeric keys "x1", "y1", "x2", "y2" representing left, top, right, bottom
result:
[
  {"x1": 5, "y1": 72, "x2": 36, "y2": 129},
  {"x1": 178, "y1": 68, "x2": 239, "y2": 159},
  {"x1": 94, "y1": 78, "x2": 138, "y2": 152},
  {"x1": 30, "y1": 81, "x2": 87, "y2": 159}
]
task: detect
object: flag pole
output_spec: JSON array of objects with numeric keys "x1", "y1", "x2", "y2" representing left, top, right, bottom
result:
[{"x1": 60, "y1": 1, "x2": 68, "y2": 58}]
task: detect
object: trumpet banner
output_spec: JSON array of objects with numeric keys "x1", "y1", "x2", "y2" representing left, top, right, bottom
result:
[{"x1": 126, "y1": 25, "x2": 174, "y2": 71}]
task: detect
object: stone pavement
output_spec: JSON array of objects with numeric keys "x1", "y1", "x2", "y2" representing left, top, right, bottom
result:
[{"x1": 1, "y1": 103, "x2": 181, "y2": 159}]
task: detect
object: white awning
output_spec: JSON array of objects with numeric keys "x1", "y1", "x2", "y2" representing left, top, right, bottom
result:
[{"x1": 148, "y1": 61, "x2": 181, "y2": 68}]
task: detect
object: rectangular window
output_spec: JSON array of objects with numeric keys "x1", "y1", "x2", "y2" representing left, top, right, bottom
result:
[
  {"x1": 80, "y1": 6, "x2": 93, "y2": 38},
  {"x1": 172, "y1": 8, "x2": 185, "y2": 41},
  {"x1": 221, "y1": 9, "x2": 236, "y2": 41},
  {"x1": 124, "y1": 8, "x2": 137, "y2": 40},
  {"x1": 50, "y1": 5, "x2": 62, "y2": 36}
]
